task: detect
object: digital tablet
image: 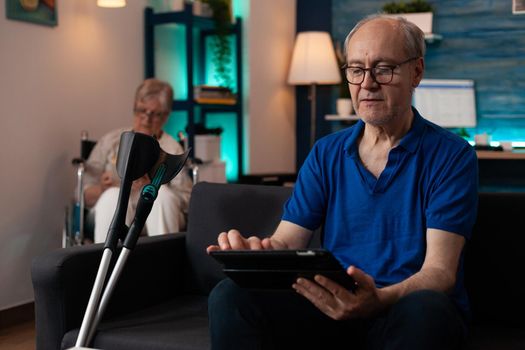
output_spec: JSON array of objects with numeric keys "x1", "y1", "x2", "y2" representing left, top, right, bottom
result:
[{"x1": 210, "y1": 249, "x2": 356, "y2": 291}]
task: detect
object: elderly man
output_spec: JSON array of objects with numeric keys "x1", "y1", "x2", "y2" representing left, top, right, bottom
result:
[
  {"x1": 84, "y1": 78, "x2": 192, "y2": 243},
  {"x1": 207, "y1": 15, "x2": 477, "y2": 350}
]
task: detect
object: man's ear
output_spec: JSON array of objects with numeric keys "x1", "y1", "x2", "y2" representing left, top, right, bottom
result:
[{"x1": 412, "y1": 57, "x2": 425, "y2": 88}]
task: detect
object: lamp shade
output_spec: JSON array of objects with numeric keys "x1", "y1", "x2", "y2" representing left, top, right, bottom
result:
[
  {"x1": 287, "y1": 31, "x2": 341, "y2": 85},
  {"x1": 97, "y1": 0, "x2": 126, "y2": 8}
]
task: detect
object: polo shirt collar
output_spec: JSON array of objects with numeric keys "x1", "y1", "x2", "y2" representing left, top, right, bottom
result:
[
  {"x1": 344, "y1": 107, "x2": 425, "y2": 156},
  {"x1": 344, "y1": 120, "x2": 364, "y2": 158},
  {"x1": 398, "y1": 107, "x2": 425, "y2": 154}
]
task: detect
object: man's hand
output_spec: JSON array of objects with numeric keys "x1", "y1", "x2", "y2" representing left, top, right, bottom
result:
[
  {"x1": 292, "y1": 266, "x2": 386, "y2": 320},
  {"x1": 206, "y1": 229, "x2": 288, "y2": 254}
]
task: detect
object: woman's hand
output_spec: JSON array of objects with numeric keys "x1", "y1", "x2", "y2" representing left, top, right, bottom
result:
[{"x1": 100, "y1": 171, "x2": 116, "y2": 191}]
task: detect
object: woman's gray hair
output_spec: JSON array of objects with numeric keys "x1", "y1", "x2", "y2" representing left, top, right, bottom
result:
[
  {"x1": 343, "y1": 14, "x2": 426, "y2": 60},
  {"x1": 134, "y1": 78, "x2": 174, "y2": 113}
]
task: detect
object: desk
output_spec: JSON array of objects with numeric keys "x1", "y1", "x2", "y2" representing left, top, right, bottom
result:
[
  {"x1": 238, "y1": 173, "x2": 296, "y2": 186},
  {"x1": 476, "y1": 150, "x2": 525, "y2": 160},
  {"x1": 477, "y1": 151, "x2": 525, "y2": 190}
]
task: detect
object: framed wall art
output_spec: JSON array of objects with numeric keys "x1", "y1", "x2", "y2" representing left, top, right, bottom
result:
[
  {"x1": 514, "y1": 0, "x2": 525, "y2": 14},
  {"x1": 6, "y1": 0, "x2": 57, "y2": 27}
]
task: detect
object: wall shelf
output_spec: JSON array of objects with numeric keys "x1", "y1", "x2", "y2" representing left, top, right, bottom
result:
[
  {"x1": 325, "y1": 114, "x2": 359, "y2": 121},
  {"x1": 424, "y1": 33, "x2": 442, "y2": 43}
]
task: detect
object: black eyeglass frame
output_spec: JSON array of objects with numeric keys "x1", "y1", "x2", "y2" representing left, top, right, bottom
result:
[{"x1": 342, "y1": 57, "x2": 421, "y2": 85}]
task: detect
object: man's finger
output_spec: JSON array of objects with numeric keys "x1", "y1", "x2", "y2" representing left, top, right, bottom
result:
[
  {"x1": 347, "y1": 265, "x2": 373, "y2": 290},
  {"x1": 227, "y1": 229, "x2": 248, "y2": 249},
  {"x1": 293, "y1": 278, "x2": 335, "y2": 316},
  {"x1": 247, "y1": 236, "x2": 263, "y2": 250},
  {"x1": 206, "y1": 245, "x2": 220, "y2": 254},
  {"x1": 261, "y1": 238, "x2": 274, "y2": 250},
  {"x1": 313, "y1": 274, "x2": 354, "y2": 300},
  {"x1": 217, "y1": 232, "x2": 232, "y2": 250}
]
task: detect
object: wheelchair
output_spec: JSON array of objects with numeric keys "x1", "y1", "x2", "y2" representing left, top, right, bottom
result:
[
  {"x1": 63, "y1": 130, "x2": 200, "y2": 248},
  {"x1": 63, "y1": 131, "x2": 97, "y2": 247}
]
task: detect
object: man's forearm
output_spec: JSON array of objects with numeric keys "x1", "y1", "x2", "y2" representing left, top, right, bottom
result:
[
  {"x1": 271, "y1": 221, "x2": 313, "y2": 250},
  {"x1": 377, "y1": 228, "x2": 464, "y2": 311},
  {"x1": 378, "y1": 267, "x2": 456, "y2": 309}
]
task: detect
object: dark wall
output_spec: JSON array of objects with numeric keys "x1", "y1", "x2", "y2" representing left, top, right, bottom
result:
[
  {"x1": 332, "y1": 0, "x2": 525, "y2": 142},
  {"x1": 295, "y1": 0, "x2": 333, "y2": 170},
  {"x1": 294, "y1": 1, "x2": 525, "y2": 171}
]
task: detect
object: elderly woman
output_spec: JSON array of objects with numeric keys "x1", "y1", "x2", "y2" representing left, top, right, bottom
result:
[{"x1": 84, "y1": 78, "x2": 192, "y2": 243}]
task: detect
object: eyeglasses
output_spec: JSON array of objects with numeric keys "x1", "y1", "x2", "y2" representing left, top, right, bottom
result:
[
  {"x1": 342, "y1": 57, "x2": 420, "y2": 85},
  {"x1": 134, "y1": 108, "x2": 167, "y2": 120}
]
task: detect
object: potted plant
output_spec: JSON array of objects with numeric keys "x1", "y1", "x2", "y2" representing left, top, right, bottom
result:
[
  {"x1": 335, "y1": 42, "x2": 353, "y2": 116},
  {"x1": 203, "y1": 0, "x2": 234, "y2": 89},
  {"x1": 382, "y1": 0, "x2": 434, "y2": 34}
]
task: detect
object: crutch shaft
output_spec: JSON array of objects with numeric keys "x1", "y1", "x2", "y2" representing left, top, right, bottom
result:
[
  {"x1": 86, "y1": 248, "x2": 131, "y2": 345},
  {"x1": 75, "y1": 249, "x2": 113, "y2": 347}
]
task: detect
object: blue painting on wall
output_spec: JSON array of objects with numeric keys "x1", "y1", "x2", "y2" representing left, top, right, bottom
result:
[{"x1": 332, "y1": 0, "x2": 525, "y2": 141}]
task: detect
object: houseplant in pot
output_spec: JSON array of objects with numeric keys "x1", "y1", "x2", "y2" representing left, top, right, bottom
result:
[
  {"x1": 382, "y1": 0, "x2": 434, "y2": 34},
  {"x1": 203, "y1": 0, "x2": 234, "y2": 89}
]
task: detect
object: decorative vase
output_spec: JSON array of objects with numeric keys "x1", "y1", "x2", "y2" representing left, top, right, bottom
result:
[
  {"x1": 193, "y1": 0, "x2": 213, "y2": 17},
  {"x1": 336, "y1": 98, "x2": 353, "y2": 116},
  {"x1": 169, "y1": 0, "x2": 184, "y2": 11}
]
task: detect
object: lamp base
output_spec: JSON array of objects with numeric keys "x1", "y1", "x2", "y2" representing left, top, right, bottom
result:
[{"x1": 309, "y1": 84, "x2": 317, "y2": 148}]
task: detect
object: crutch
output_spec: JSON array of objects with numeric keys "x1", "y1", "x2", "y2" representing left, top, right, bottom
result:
[{"x1": 73, "y1": 131, "x2": 189, "y2": 348}]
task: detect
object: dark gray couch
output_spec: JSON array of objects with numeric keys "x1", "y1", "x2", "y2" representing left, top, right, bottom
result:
[
  {"x1": 32, "y1": 182, "x2": 292, "y2": 350},
  {"x1": 32, "y1": 183, "x2": 525, "y2": 349}
]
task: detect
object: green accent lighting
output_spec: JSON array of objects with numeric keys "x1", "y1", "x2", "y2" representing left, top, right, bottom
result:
[
  {"x1": 155, "y1": 23, "x2": 188, "y2": 99},
  {"x1": 206, "y1": 113, "x2": 238, "y2": 182}
]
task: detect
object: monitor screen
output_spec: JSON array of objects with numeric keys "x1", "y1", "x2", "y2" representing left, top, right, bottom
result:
[{"x1": 413, "y1": 79, "x2": 477, "y2": 128}]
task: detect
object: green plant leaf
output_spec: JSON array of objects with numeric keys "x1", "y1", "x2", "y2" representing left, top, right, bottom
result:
[
  {"x1": 203, "y1": 0, "x2": 234, "y2": 89},
  {"x1": 382, "y1": 0, "x2": 433, "y2": 14}
]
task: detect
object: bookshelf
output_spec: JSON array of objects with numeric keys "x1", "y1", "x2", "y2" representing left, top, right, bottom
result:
[{"x1": 144, "y1": 4, "x2": 243, "y2": 179}]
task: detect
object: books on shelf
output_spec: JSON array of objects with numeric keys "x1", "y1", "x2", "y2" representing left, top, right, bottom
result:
[
  {"x1": 195, "y1": 97, "x2": 237, "y2": 105},
  {"x1": 194, "y1": 85, "x2": 237, "y2": 105}
]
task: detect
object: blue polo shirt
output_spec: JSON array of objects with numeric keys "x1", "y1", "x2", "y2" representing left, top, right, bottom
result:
[{"x1": 282, "y1": 109, "x2": 478, "y2": 314}]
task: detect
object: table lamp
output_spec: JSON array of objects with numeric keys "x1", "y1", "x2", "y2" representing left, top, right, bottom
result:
[
  {"x1": 288, "y1": 31, "x2": 341, "y2": 148},
  {"x1": 97, "y1": 0, "x2": 126, "y2": 8}
]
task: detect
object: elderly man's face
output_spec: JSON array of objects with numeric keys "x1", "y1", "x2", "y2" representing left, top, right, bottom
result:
[
  {"x1": 133, "y1": 96, "x2": 168, "y2": 137},
  {"x1": 346, "y1": 19, "x2": 423, "y2": 126}
]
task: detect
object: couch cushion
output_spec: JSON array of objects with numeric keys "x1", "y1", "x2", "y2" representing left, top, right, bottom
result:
[
  {"x1": 184, "y1": 182, "x2": 293, "y2": 295},
  {"x1": 465, "y1": 192, "x2": 525, "y2": 327},
  {"x1": 62, "y1": 296, "x2": 209, "y2": 350},
  {"x1": 467, "y1": 325, "x2": 525, "y2": 350}
]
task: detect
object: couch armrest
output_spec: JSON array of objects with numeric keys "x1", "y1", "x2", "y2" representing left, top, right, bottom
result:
[
  {"x1": 31, "y1": 233, "x2": 186, "y2": 350},
  {"x1": 465, "y1": 192, "x2": 525, "y2": 328}
]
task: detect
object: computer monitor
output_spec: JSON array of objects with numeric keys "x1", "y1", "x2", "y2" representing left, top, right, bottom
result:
[{"x1": 413, "y1": 79, "x2": 477, "y2": 128}]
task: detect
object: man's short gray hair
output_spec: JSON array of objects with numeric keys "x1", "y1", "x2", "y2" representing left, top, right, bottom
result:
[{"x1": 343, "y1": 14, "x2": 426, "y2": 60}]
